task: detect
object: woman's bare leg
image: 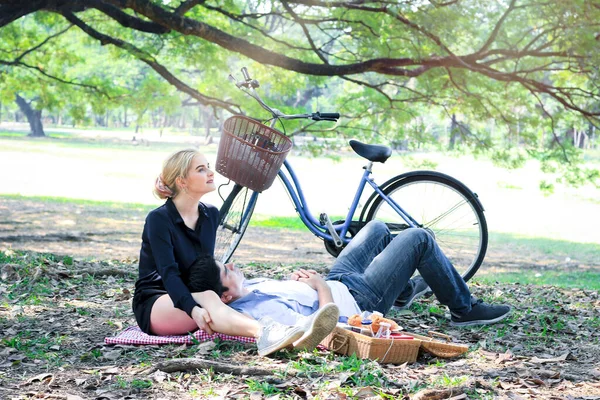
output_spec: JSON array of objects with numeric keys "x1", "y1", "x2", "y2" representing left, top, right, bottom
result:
[
  {"x1": 149, "y1": 291, "x2": 261, "y2": 337},
  {"x1": 192, "y1": 291, "x2": 261, "y2": 337},
  {"x1": 149, "y1": 294, "x2": 199, "y2": 336}
]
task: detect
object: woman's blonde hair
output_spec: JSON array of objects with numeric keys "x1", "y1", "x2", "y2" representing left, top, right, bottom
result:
[{"x1": 153, "y1": 149, "x2": 201, "y2": 199}]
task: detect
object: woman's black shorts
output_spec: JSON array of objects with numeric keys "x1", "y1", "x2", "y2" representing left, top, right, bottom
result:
[{"x1": 132, "y1": 278, "x2": 167, "y2": 334}]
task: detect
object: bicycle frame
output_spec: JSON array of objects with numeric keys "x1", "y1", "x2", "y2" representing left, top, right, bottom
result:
[
  {"x1": 229, "y1": 68, "x2": 422, "y2": 246},
  {"x1": 217, "y1": 69, "x2": 487, "y2": 280},
  {"x1": 267, "y1": 158, "x2": 422, "y2": 245}
]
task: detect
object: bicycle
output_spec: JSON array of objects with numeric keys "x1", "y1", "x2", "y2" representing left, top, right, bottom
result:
[{"x1": 215, "y1": 68, "x2": 488, "y2": 282}]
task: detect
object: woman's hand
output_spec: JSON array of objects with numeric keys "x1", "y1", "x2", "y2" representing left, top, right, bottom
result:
[{"x1": 191, "y1": 306, "x2": 214, "y2": 334}]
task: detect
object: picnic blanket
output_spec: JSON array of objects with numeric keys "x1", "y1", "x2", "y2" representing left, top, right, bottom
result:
[{"x1": 105, "y1": 326, "x2": 256, "y2": 346}]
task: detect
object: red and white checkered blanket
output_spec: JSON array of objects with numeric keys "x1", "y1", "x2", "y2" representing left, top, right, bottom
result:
[{"x1": 104, "y1": 326, "x2": 256, "y2": 346}]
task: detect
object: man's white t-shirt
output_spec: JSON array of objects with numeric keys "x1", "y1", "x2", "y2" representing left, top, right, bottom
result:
[{"x1": 228, "y1": 278, "x2": 361, "y2": 325}]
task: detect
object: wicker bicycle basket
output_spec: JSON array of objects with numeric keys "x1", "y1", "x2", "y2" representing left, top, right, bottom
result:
[{"x1": 216, "y1": 116, "x2": 292, "y2": 192}]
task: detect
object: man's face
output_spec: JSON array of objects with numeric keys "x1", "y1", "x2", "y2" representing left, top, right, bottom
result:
[{"x1": 217, "y1": 261, "x2": 244, "y2": 303}]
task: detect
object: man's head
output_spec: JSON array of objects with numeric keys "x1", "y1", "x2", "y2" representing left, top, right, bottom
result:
[
  {"x1": 187, "y1": 254, "x2": 227, "y2": 297},
  {"x1": 187, "y1": 254, "x2": 245, "y2": 303}
]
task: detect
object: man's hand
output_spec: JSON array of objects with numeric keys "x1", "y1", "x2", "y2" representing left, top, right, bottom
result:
[
  {"x1": 290, "y1": 268, "x2": 319, "y2": 281},
  {"x1": 191, "y1": 306, "x2": 214, "y2": 335},
  {"x1": 291, "y1": 268, "x2": 327, "y2": 290},
  {"x1": 291, "y1": 268, "x2": 334, "y2": 307}
]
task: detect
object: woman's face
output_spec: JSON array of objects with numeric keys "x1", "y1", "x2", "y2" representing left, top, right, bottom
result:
[
  {"x1": 180, "y1": 154, "x2": 215, "y2": 197},
  {"x1": 218, "y1": 262, "x2": 244, "y2": 302}
]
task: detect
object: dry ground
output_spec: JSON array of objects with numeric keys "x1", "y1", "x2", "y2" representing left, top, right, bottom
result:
[{"x1": 1, "y1": 198, "x2": 599, "y2": 399}]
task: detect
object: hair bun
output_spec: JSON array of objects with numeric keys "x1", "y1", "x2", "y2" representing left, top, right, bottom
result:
[{"x1": 155, "y1": 175, "x2": 174, "y2": 198}]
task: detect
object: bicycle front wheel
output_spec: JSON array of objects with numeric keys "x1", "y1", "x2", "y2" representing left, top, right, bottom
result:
[
  {"x1": 365, "y1": 172, "x2": 488, "y2": 282},
  {"x1": 214, "y1": 184, "x2": 258, "y2": 264}
]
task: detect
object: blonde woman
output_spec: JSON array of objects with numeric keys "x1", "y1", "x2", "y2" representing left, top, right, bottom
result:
[{"x1": 132, "y1": 149, "x2": 316, "y2": 356}]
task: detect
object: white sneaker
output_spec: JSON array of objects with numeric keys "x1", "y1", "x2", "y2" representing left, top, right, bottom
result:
[
  {"x1": 256, "y1": 317, "x2": 305, "y2": 357},
  {"x1": 293, "y1": 303, "x2": 340, "y2": 351}
]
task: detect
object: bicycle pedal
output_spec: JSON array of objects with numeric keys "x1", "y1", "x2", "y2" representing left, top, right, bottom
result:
[
  {"x1": 319, "y1": 213, "x2": 327, "y2": 226},
  {"x1": 320, "y1": 213, "x2": 343, "y2": 248}
]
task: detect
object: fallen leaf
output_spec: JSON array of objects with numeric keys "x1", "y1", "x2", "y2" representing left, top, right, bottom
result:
[
  {"x1": 101, "y1": 367, "x2": 119, "y2": 375},
  {"x1": 524, "y1": 378, "x2": 546, "y2": 387},
  {"x1": 354, "y1": 386, "x2": 377, "y2": 398},
  {"x1": 497, "y1": 350, "x2": 514, "y2": 364},
  {"x1": 149, "y1": 370, "x2": 167, "y2": 383},
  {"x1": 195, "y1": 341, "x2": 217, "y2": 355},
  {"x1": 25, "y1": 373, "x2": 53, "y2": 385},
  {"x1": 8, "y1": 354, "x2": 26, "y2": 362},
  {"x1": 530, "y1": 352, "x2": 569, "y2": 364}
]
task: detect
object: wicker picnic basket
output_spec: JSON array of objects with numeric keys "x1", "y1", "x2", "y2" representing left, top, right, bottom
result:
[
  {"x1": 403, "y1": 331, "x2": 469, "y2": 358},
  {"x1": 320, "y1": 327, "x2": 422, "y2": 364},
  {"x1": 216, "y1": 116, "x2": 292, "y2": 192}
]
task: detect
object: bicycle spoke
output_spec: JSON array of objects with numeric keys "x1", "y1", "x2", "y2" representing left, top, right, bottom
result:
[{"x1": 367, "y1": 175, "x2": 487, "y2": 282}]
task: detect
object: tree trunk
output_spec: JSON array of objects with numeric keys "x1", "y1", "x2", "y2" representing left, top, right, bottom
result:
[
  {"x1": 123, "y1": 106, "x2": 129, "y2": 127},
  {"x1": 448, "y1": 114, "x2": 459, "y2": 150},
  {"x1": 203, "y1": 106, "x2": 213, "y2": 144},
  {"x1": 160, "y1": 112, "x2": 168, "y2": 137},
  {"x1": 15, "y1": 94, "x2": 45, "y2": 137}
]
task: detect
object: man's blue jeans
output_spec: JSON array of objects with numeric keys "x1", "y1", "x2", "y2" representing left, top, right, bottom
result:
[{"x1": 326, "y1": 220, "x2": 473, "y2": 316}]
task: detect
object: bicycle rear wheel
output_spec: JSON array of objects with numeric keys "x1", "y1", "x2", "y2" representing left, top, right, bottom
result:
[
  {"x1": 365, "y1": 172, "x2": 487, "y2": 282},
  {"x1": 214, "y1": 184, "x2": 258, "y2": 264}
]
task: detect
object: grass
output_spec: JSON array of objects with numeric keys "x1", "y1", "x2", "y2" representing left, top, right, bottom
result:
[
  {"x1": 249, "y1": 214, "x2": 348, "y2": 230},
  {"x1": 245, "y1": 379, "x2": 284, "y2": 396},
  {"x1": 489, "y1": 232, "x2": 600, "y2": 264},
  {"x1": 0, "y1": 193, "x2": 155, "y2": 212},
  {"x1": 2, "y1": 130, "x2": 600, "y2": 243},
  {"x1": 1, "y1": 247, "x2": 598, "y2": 399},
  {"x1": 3, "y1": 191, "x2": 598, "y2": 290},
  {"x1": 251, "y1": 214, "x2": 600, "y2": 282},
  {"x1": 2, "y1": 331, "x2": 71, "y2": 366},
  {"x1": 475, "y1": 269, "x2": 600, "y2": 290},
  {"x1": 0, "y1": 129, "x2": 216, "y2": 153}
]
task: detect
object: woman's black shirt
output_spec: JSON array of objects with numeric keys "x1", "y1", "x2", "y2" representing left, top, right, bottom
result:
[{"x1": 135, "y1": 198, "x2": 219, "y2": 317}]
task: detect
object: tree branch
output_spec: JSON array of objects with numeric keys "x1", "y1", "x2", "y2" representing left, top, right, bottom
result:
[
  {"x1": 2, "y1": 0, "x2": 598, "y2": 122},
  {"x1": 0, "y1": 0, "x2": 47, "y2": 28},
  {"x1": 280, "y1": 0, "x2": 329, "y2": 63},
  {"x1": 173, "y1": 0, "x2": 205, "y2": 16},
  {"x1": 61, "y1": 10, "x2": 241, "y2": 114},
  {"x1": 100, "y1": 0, "x2": 435, "y2": 76},
  {"x1": 475, "y1": 0, "x2": 517, "y2": 55},
  {"x1": 0, "y1": 58, "x2": 109, "y2": 94},
  {"x1": 78, "y1": 0, "x2": 169, "y2": 33},
  {"x1": 13, "y1": 24, "x2": 73, "y2": 63}
]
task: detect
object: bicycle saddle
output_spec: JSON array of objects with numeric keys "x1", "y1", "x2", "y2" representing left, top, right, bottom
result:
[{"x1": 349, "y1": 140, "x2": 392, "y2": 163}]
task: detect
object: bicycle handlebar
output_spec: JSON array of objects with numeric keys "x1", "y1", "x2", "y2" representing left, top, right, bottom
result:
[
  {"x1": 241, "y1": 67, "x2": 251, "y2": 81},
  {"x1": 313, "y1": 112, "x2": 340, "y2": 121},
  {"x1": 230, "y1": 68, "x2": 339, "y2": 123}
]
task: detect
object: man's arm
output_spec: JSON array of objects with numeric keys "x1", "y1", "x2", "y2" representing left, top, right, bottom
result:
[{"x1": 290, "y1": 269, "x2": 334, "y2": 309}]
